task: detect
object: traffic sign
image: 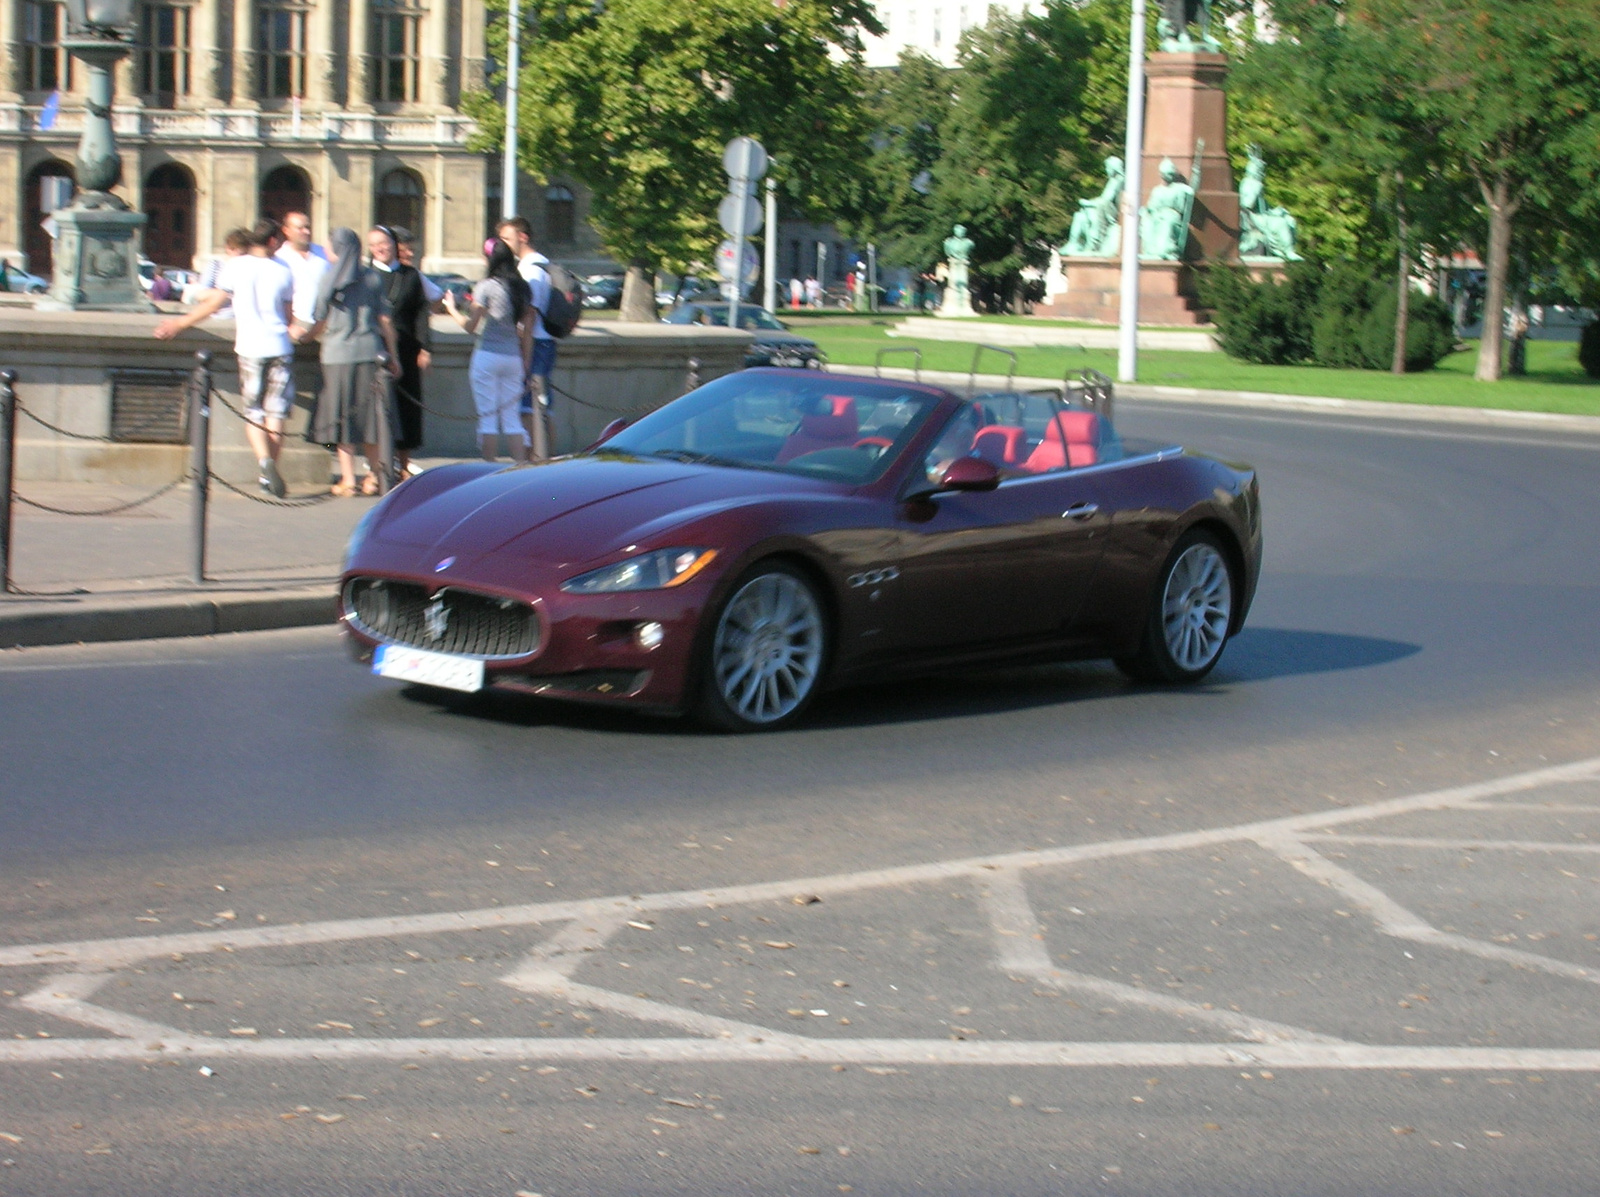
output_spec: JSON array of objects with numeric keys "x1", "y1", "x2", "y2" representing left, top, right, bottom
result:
[
  {"x1": 722, "y1": 136, "x2": 768, "y2": 183},
  {"x1": 715, "y1": 239, "x2": 760, "y2": 285},
  {"x1": 718, "y1": 193, "x2": 763, "y2": 238}
]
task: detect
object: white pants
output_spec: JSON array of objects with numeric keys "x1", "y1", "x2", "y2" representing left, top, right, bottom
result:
[{"x1": 470, "y1": 351, "x2": 528, "y2": 438}]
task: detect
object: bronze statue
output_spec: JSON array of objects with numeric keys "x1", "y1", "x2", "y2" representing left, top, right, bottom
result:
[{"x1": 1159, "y1": 0, "x2": 1220, "y2": 51}]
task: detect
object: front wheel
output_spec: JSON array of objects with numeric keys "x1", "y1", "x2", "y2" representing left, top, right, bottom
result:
[
  {"x1": 697, "y1": 563, "x2": 828, "y2": 732},
  {"x1": 1115, "y1": 530, "x2": 1234, "y2": 684}
]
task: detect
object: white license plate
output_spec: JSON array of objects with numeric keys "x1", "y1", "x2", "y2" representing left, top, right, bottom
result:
[{"x1": 373, "y1": 644, "x2": 485, "y2": 693}]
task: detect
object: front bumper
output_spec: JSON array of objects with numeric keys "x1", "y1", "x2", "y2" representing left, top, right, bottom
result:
[{"x1": 340, "y1": 568, "x2": 712, "y2": 713}]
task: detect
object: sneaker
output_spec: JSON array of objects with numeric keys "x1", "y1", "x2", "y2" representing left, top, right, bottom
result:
[{"x1": 260, "y1": 459, "x2": 287, "y2": 498}]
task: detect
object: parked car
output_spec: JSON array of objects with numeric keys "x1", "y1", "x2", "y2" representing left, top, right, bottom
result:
[
  {"x1": 582, "y1": 275, "x2": 624, "y2": 309},
  {"x1": 425, "y1": 273, "x2": 473, "y2": 305},
  {"x1": 662, "y1": 303, "x2": 826, "y2": 370},
  {"x1": 341, "y1": 369, "x2": 1261, "y2": 730},
  {"x1": 0, "y1": 265, "x2": 48, "y2": 294}
]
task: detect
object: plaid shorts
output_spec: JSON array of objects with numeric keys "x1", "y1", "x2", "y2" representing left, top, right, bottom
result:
[{"x1": 237, "y1": 354, "x2": 295, "y2": 420}]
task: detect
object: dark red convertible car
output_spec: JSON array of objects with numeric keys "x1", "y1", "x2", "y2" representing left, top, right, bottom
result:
[{"x1": 340, "y1": 369, "x2": 1261, "y2": 730}]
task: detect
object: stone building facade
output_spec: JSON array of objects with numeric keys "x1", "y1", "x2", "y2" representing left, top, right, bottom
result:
[{"x1": 0, "y1": 0, "x2": 607, "y2": 278}]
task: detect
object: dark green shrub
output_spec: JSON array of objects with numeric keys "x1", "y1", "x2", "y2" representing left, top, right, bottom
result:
[
  {"x1": 1580, "y1": 321, "x2": 1600, "y2": 379},
  {"x1": 1200, "y1": 262, "x2": 1318, "y2": 364},
  {"x1": 1358, "y1": 288, "x2": 1456, "y2": 371},
  {"x1": 1310, "y1": 263, "x2": 1382, "y2": 368}
]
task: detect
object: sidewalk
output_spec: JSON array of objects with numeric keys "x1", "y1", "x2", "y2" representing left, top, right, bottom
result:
[{"x1": 0, "y1": 463, "x2": 464, "y2": 649}]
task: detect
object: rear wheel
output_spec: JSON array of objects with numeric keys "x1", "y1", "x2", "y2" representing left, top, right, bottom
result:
[
  {"x1": 697, "y1": 563, "x2": 828, "y2": 732},
  {"x1": 1115, "y1": 530, "x2": 1234, "y2": 684}
]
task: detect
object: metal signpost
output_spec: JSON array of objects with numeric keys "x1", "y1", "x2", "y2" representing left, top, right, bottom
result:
[
  {"x1": 1116, "y1": 0, "x2": 1149, "y2": 383},
  {"x1": 502, "y1": 0, "x2": 521, "y2": 221},
  {"x1": 720, "y1": 136, "x2": 767, "y2": 330},
  {"x1": 762, "y1": 177, "x2": 778, "y2": 314}
]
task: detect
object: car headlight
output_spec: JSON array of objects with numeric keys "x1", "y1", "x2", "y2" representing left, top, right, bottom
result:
[{"x1": 561, "y1": 547, "x2": 718, "y2": 593}]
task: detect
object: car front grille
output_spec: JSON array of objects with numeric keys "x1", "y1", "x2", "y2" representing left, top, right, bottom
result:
[{"x1": 343, "y1": 578, "x2": 539, "y2": 660}]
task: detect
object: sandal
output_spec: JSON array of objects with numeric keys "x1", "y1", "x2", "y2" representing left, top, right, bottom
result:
[
  {"x1": 330, "y1": 481, "x2": 358, "y2": 497},
  {"x1": 361, "y1": 474, "x2": 380, "y2": 496}
]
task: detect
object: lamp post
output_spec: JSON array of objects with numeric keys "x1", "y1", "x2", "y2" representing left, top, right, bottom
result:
[{"x1": 38, "y1": 0, "x2": 152, "y2": 312}]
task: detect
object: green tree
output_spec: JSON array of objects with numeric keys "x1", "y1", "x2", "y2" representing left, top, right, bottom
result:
[
  {"x1": 1391, "y1": 0, "x2": 1600, "y2": 380},
  {"x1": 468, "y1": 0, "x2": 879, "y2": 321}
]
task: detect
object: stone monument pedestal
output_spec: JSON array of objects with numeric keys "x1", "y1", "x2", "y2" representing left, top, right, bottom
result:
[
  {"x1": 36, "y1": 205, "x2": 153, "y2": 313},
  {"x1": 1034, "y1": 259, "x2": 1209, "y2": 326},
  {"x1": 1143, "y1": 51, "x2": 1239, "y2": 263}
]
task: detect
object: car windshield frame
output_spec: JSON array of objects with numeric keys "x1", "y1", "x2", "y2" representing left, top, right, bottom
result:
[{"x1": 591, "y1": 372, "x2": 948, "y2": 487}]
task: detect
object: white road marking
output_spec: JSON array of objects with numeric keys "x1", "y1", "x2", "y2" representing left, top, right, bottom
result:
[
  {"x1": 5, "y1": 754, "x2": 1600, "y2": 1070},
  {"x1": 1308, "y1": 834, "x2": 1600, "y2": 853},
  {"x1": 980, "y1": 870, "x2": 1345, "y2": 1046},
  {"x1": 1259, "y1": 833, "x2": 1600, "y2": 987}
]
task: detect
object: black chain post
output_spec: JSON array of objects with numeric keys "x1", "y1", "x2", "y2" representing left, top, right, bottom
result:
[
  {"x1": 374, "y1": 353, "x2": 395, "y2": 495},
  {"x1": 685, "y1": 357, "x2": 702, "y2": 395},
  {"x1": 189, "y1": 351, "x2": 212, "y2": 584},
  {"x1": 0, "y1": 369, "x2": 16, "y2": 594}
]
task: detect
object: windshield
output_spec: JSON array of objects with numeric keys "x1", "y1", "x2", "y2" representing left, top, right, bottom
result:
[
  {"x1": 666, "y1": 305, "x2": 787, "y2": 331},
  {"x1": 597, "y1": 372, "x2": 945, "y2": 485}
]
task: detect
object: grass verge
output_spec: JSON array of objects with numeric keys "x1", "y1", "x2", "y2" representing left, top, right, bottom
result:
[{"x1": 805, "y1": 323, "x2": 1600, "y2": 417}]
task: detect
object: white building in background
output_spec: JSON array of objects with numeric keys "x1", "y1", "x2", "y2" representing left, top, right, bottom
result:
[{"x1": 862, "y1": 0, "x2": 1038, "y2": 68}]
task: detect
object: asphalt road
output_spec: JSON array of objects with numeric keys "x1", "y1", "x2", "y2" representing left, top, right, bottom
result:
[{"x1": 2, "y1": 401, "x2": 1599, "y2": 1196}]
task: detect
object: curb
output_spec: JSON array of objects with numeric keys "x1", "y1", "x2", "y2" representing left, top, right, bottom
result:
[
  {"x1": 0, "y1": 588, "x2": 337, "y2": 650},
  {"x1": 835, "y1": 364, "x2": 1600, "y2": 434}
]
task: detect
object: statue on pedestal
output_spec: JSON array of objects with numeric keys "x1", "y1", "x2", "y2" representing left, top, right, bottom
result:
[
  {"x1": 1237, "y1": 146, "x2": 1302, "y2": 261},
  {"x1": 938, "y1": 224, "x2": 978, "y2": 317},
  {"x1": 1138, "y1": 158, "x2": 1195, "y2": 261},
  {"x1": 1158, "y1": 0, "x2": 1221, "y2": 52},
  {"x1": 1063, "y1": 157, "x2": 1124, "y2": 258}
]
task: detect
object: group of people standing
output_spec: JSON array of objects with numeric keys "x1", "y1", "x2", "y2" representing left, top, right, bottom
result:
[{"x1": 152, "y1": 212, "x2": 555, "y2": 496}]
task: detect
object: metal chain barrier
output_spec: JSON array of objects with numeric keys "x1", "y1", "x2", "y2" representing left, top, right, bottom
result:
[
  {"x1": 13, "y1": 471, "x2": 192, "y2": 516},
  {"x1": 206, "y1": 469, "x2": 334, "y2": 508},
  {"x1": 15, "y1": 397, "x2": 184, "y2": 444}
]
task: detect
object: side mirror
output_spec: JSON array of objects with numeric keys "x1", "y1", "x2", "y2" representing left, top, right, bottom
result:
[
  {"x1": 938, "y1": 456, "x2": 1000, "y2": 492},
  {"x1": 587, "y1": 417, "x2": 630, "y2": 451}
]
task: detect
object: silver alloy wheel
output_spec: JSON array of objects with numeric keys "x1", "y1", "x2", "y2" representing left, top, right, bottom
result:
[
  {"x1": 1160, "y1": 542, "x2": 1233, "y2": 673},
  {"x1": 711, "y1": 572, "x2": 825, "y2": 725}
]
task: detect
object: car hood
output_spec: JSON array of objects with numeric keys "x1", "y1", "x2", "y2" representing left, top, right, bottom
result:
[{"x1": 369, "y1": 455, "x2": 843, "y2": 572}]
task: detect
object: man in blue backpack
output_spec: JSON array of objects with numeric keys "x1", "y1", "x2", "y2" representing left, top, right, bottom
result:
[{"x1": 497, "y1": 216, "x2": 556, "y2": 456}]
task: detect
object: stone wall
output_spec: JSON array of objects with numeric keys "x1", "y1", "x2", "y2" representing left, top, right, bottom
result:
[{"x1": 0, "y1": 306, "x2": 750, "y2": 484}]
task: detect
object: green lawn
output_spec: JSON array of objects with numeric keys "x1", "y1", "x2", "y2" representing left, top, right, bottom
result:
[{"x1": 804, "y1": 321, "x2": 1600, "y2": 417}]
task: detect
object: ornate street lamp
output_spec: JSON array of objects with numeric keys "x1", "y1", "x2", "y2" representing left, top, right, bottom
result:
[{"x1": 39, "y1": 0, "x2": 152, "y2": 311}]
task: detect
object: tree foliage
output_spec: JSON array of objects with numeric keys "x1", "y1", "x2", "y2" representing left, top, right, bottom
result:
[{"x1": 467, "y1": 0, "x2": 878, "y2": 288}]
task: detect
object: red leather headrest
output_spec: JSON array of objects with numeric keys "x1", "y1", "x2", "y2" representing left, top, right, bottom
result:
[
  {"x1": 1040, "y1": 410, "x2": 1101, "y2": 445},
  {"x1": 972, "y1": 425, "x2": 1027, "y2": 465}
]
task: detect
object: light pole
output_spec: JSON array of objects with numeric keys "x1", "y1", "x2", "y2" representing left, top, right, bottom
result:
[
  {"x1": 501, "y1": 0, "x2": 521, "y2": 221},
  {"x1": 1116, "y1": 0, "x2": 1148, "y2": 382},
  {"x1": 39, "y1": 0, "x2": 151, "y2": 312}
]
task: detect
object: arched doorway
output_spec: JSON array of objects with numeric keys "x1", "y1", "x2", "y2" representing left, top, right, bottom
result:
[
  {"x1": 375, "y1": 169, "x2": 424, "y2": 251},
  {"x1": 24, "y1": 160, "x2": 75, "y2": 277},
  {"x1": 143, "y1": 163, "x2": 196, "y2": 268},
  {"x1": 545, "y1": 184, "x2": 576, "y2": 245},
  {"x1": 258, "y1": 164, "x2": 311, "y2": 226}
]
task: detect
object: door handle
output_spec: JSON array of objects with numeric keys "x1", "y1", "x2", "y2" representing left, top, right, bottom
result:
[{"x1": 1062, "y1": 502, "x2": 1099, "y2": 520}]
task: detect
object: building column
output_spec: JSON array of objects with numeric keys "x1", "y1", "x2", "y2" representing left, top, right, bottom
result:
[
  {"x1": 193, "y1": 0, "x2": 223, "y2": 102},
  {"x1": 421, "y1": 0, "x2": 449, "y2": 110},
  {"x1": 308, "y1": 0, "x2": 336, "y2": 106},
  {"x1": 0, "y1": 0, "x2": 21, "y2": 100},
  {"x1": 348, "y1": 0, "x2": 373, "y2": 110},
  {"x1": 229, "y1": 0, "x2": 256, "y2": 108},
  {"x1": 460, "y1": 0, "x2": 487, "y2": 94}
]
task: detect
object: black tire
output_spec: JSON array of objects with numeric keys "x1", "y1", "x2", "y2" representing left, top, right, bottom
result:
[
  {"x1": 696, "y1": 562, "x2": 829, "y2": 732},
  {"x1": 1115, "y1": 529, "x2": 1235, "y2": 684}
]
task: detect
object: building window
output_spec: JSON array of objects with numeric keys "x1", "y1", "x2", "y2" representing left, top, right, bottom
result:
[
  {"x1": 258, "y1": 3, "x2": 308, "y2": 99},
  {"x1": 545, "y1": 184, "x2": 575, "y2": 245},
  {"x1": 376, "y1": 169, "x2": 425, "y2": 250},
  {"x1": 23, "y1": 1, "x2": 73, "y2": 92},
  {"x1": 373, "y1": 4, "x2": 423, "y2": 104},
  {"x1": 259, "y1": 164, "x2": 312, "y2": 224},
  {"x1": 139, "y1": 3, "x2": 192, "y2": 104}
]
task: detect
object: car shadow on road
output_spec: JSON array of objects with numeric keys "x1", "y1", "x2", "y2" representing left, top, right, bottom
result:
[{"x1": 403, "y1": 627, "x2": 1419, "y2": 735}]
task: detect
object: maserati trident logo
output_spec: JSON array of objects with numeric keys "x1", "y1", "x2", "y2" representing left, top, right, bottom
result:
[
  {"x1": 424, "y1": 594, "x2": 450, "y2": 643},
  {"x1": 434, "y1": 556, "x2": 455, "y2": 573}
]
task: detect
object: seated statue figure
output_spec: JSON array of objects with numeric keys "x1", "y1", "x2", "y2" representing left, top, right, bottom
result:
[
  {"x1": 1064, "y1": 157, "x2": 1124, "y2": 257},
  {"x1": 1238, "y1": 147, "x2": 1302, "y2": 261},
  {"x1": 1138, "y1": 158, "x2": 1194, "y2": 261}
]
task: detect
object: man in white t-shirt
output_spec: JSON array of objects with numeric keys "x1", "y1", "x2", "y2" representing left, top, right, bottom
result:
[
  {"x1": 496, "y1": 216, "x2": 556, "y2": 456},
  {"x1": 154, "y1": 219, "x2": 298, "y2": 497},
  {"x1": 274, "y1": 210, "x2": 330, "y2": 326}
]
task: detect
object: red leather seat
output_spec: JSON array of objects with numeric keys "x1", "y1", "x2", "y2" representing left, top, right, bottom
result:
[
  {"x1": 971, "y1": 425, "x2": 1028, "y2": 467},
  {"x1": 1023, "y1": 410, "x2": 1100, "y2": 473},
  {"x1": 777, "y1": 395, "x2": 859, "y2": 463}
]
